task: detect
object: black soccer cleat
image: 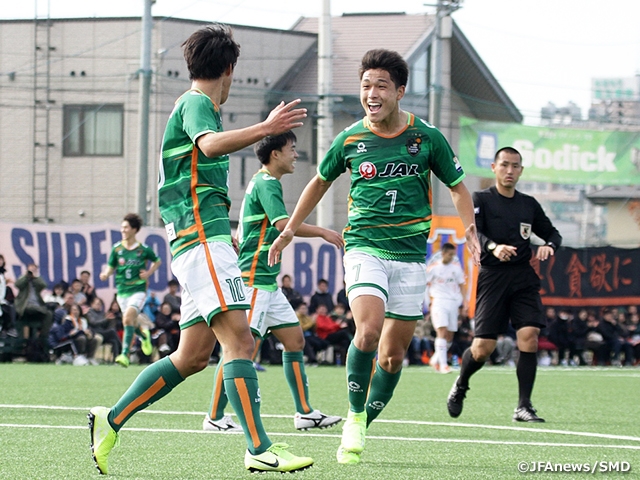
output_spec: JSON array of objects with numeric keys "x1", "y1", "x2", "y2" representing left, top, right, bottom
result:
[
  {"x1": 447, "y1": 377, "x2": 469, "y2": 418},
  {"x1": 513, "y1": 404, "x2": 545, "y2": 423}
]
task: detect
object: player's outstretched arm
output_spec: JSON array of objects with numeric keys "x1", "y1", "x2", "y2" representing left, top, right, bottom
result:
[
  {"x1": 268, "y1": 175, "x2": 333, "y2": 266},
  {"x1": 449, "y1": 182, "x2": 480, "y2": 266},
  {"x1": 197, "y1": 99, "x2": 307, "y2": 158},
  {"x1": 274, "y1": 219, "x2": 343, "y2": 250}
]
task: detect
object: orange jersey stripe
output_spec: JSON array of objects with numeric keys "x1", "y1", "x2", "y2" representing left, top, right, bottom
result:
[
  {"x1": 113, "y1": 377, "x2": 166, "y2": 425},
  {"x1": 343, "y1": 132, "x2": 368, "y2": 146},
  {"x1": 292, "y1": 361, "x2": 310, "y2": 413},
  {"x1": 176, "y1": 224, "x2": 198, "y2": 239},
  {"x1": 358, "y1": 214, "x2": 432, "y2": 230},
  {"x1": 248, "y1": 218, "x2": 269, "y2": 286},
  {"x1": 189, "y1": 149, "x2": 227, "y2": 310},
  {"x1": 234, "y1": 378, "x2": 261, "y2": 449}
]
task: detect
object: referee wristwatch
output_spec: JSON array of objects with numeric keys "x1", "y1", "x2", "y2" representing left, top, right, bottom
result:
[
  {"x1": 546, "y1": 241, "x2": 557, "y2": 251},
  {"x1": 487, "y1": 241, "x2": 497, "y2": 252}
]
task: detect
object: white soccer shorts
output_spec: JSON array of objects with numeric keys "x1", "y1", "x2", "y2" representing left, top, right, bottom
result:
[
  {"x1": 344, "y1": 250, "x2": 427, "y2": 320},
  {"x1": 429, "y1": 298, "x2": 460, "y2": 332},
  {"x1": 171, "y1": 241, "x2": 250, "y2": 329},
  {"x1": 116, "y1": 291, "x2": 146, "y2": 315},
  {"x1": 245, "y1": 287, "x2": 299, "y2": 338}
]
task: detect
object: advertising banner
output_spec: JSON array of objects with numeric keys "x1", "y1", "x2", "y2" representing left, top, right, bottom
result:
[
  {"x1": 533, "y1": 246, "x2": 640, "y2": 307},
  {"x1": 0, "y1": 221, "x2": 344, "y2": 302},
  {"x1": 459, "y1": 116, "x2": 640, "y2": 185}
]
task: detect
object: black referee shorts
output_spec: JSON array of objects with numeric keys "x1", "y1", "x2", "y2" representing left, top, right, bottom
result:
[{"x1": 473, "y1": 263, "x2": 545, "y2": 338}]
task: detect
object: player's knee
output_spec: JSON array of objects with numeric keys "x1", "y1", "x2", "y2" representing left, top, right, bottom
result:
[
  {"x1": 172, "y1": 350, "x2": 210, "y2": 377},
  {"x1": 471, "y1": 343, "x2": 495, "y2": 362},
  {"x1": 283, "y1": 337, "x2": 304, "y2": 352},
  {"x1": 378, "y1": 352, "x2": 404, "y2": 373},
  {"x1": 355, "y1": 329, "x2": 380, "y2": 350}
]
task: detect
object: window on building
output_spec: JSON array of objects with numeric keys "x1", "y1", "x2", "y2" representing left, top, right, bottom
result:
[{"x1": 63, "y1": 104, "x2": 124, "y2": 156}]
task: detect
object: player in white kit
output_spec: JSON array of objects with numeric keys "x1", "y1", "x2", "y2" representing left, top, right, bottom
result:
[{"x1": 425, "y1": 243, "x2": 466, "y2": 373}]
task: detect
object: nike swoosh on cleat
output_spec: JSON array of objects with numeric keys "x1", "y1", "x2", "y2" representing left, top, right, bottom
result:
[{"x1": 254, "y1": 458, "x2": 279, "y2": 468}]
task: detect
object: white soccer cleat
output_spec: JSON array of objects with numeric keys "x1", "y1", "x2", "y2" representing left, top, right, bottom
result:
[
  {"x1": 294, "y1": 410, "x2": 342, "y2": 430},
  {"x1": 202, "y1": 414, "x2": 243, "y2": 432}
]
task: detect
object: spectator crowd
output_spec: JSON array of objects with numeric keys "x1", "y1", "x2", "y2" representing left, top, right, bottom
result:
[
  {"x1": 0, "y1": 257, "x2": 183, "y2": 366},
  {"x1": 1, "y1": 259, "x2": 638, "y2": 369}
]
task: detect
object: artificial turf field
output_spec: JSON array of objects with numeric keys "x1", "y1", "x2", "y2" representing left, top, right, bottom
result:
[{"x1": 0, "y1": 363, "x2": 638, "y2": 479}]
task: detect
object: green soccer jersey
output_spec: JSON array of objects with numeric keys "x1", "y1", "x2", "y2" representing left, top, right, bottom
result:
[
  {"x1": 318, "y1": 112, "x2": 465, "y2": 263},
  {"x1": 107, "y1": 241, "x2": 159, "y2": 296},
  {"x1": 158, "y1": 89, "x2": 232, "y2": 259},
  {"x1": 237, "y1": 169, "x2": 290, "y2": 291}
]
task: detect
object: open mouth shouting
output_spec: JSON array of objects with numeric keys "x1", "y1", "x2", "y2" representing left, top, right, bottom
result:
[{"x1": 368, "y1": 102, "x2": 382, "y2": 114}]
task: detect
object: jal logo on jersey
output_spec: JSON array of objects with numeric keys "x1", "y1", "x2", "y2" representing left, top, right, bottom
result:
[
  {"x1": 520, "y1": 223, "x2": 532, "y2": 240},
  {"x1": 405, "y1": 136, "x2": 422, "y2": 156},
  {"x1": 359, "y1": 162, "x2": 377, "y2": 179}
]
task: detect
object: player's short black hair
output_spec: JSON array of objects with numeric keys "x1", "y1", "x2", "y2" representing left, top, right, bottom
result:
[
  {"x1": 182, "y1": 23, "x2": 240, "y2": 81},
  {"x1": 494, "y1": 146, "x2": 522, "y2": 162},
  {"x1": 442, "y1": 242, "x2": 456, "y2": 252},
  {"x1": 359, "y1": 49, "x2": 409, "y2": 88},
  {"x1": 254, "y1": 131, "x2": 297, "y2": 165},
  {"x1": 123, "y1": 213, "x2": 142, "y2": 232}
]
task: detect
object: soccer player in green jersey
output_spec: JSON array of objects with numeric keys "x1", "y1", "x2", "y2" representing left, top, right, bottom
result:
[
  {"x1": 99, "y1": 213, "x2": 161, "y2": 367},
  {"x1": 204, "y1": 131, "x2": 343, "y2": 433},
  {"x1": 88, "y1": 24, "x2": 312, "y2": 475},
  {"x1": 269, "y1": 49, "x2": 481, "y2": 465}
]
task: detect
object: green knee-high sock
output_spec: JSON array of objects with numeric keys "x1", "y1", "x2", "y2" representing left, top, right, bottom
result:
[
  {"x1": 365, "y1": 362, "x2": 402, "y2": 427},
  {"x1": 224, "y1": 359, "x2": 271, "y2": 455},
  {"x1": 283, "y1": 351, "x2": 312, "y2": 414},
  {"x1": 346, "y1": 342, "x2": 377, "y2": 413},
  {"x1": 122, "y1": 325, "x2": 135, "y2": 355},
  {"x1": 108, "y1": 356, "x2": 184, "y2": 432},
  {"x1": 208, "y1": 357, "x2": 228, "y2": 420}
]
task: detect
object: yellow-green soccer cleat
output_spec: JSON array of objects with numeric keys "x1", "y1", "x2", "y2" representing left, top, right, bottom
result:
[
  {"x1": 114, "y1": 354, "x2": 130, "y2": 368},
  {"x1": 339, "y1": 410, "x2": 367, "y2": 454},
  {"x1": 140, "y1": 329, "x2": 153, "y2": 356},
  {"x1": 88, "y1": 406, "x2": 120, "y2": 475},
  {"x1": 336, "y1": 445, "x2": 361, "y2": 465},
  {"x1": 244, "y1": 443, "x2": 314, "y2": 473}
]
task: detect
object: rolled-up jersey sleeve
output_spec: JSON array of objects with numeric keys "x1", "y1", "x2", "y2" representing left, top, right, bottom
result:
[
  {"x1": 317, "y1": 134, "x2": 348, "y2": 182},
  {"x1": 428, "y1": 128, "x2": 465, "y2": 188}
]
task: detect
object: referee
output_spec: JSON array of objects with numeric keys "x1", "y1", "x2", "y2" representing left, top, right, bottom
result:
[{"x1": 447, "y1": 146, "x2": 562, "y2": 422}]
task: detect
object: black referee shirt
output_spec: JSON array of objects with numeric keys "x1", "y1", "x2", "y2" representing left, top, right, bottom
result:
[{"x1": 473, "y1": 186, "x2": 562, "y2": 267}]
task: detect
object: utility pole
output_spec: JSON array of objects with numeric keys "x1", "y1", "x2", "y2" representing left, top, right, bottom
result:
[
  {"x1": 427, "y1": 0, "x2": 462, "y2": 131},
  {"x1": 137, "y1": 0, "x2": 154, "y2": 224},
  {"x1": 316, "y1": 0, "x2": 334, "y2": 229},
  {"x1": 426, "y1": 0, "x2": 462, "y2": 216}
]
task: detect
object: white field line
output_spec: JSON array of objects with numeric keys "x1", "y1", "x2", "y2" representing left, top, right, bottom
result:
[
  {"x1": 402, "y1": 367, "x2": 640, "y2": 378},
  {"x1": 0, "y1": 422, "x2": 639, "y2": 450},
  {"x1": 1, "y1": 404, "x2": 640, "y2": 444}
]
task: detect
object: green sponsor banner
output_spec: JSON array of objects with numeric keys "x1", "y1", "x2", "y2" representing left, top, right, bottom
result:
[{"x1": 459, "y1": 116, "x2": 640, "y2": 185}]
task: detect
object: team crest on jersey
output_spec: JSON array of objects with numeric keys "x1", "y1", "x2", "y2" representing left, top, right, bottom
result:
[
  {"x1": 520, "y1": 223, "x2": 532, "y2": 240},
  {"x1": 405, "y1": 136, "x2": 422, "y2": 156},
  {"x1": 359, "y1": 161, "x2": 377, "y2": 179}
]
